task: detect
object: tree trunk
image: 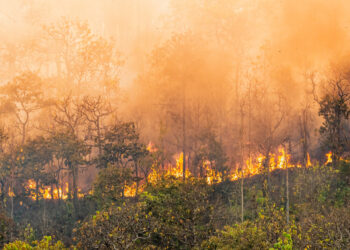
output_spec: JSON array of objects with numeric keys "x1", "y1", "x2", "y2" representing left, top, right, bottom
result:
[
  {"x1": 241, "y1": 177, "x2": 244, "y2": 223},
  {"x1": 35, "y1": 179, "x2": 39, "y2": 203},
  {"x1": 71, "y1": 165, "x2": 79, "y2": 216},
  {"x1": 286, "y1": 158, "x2": 289, "y2": 224},
  {"x1": 97, "y1": 118, "x2": 102, "y2": 157},
  {"x1": 182, "y1": 92, "x2": 186, "y2": 181},
  {"x1": 22, "y1": 123, "x2": 26, "y2": 145},
  {"x1": 135, "y1": 161, "x2": 139, "y2": 196}
]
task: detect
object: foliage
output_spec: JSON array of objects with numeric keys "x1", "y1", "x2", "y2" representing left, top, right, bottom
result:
[
  {"x1": 4, "y1": 236, "x2": 67, "y2": 250},
  {"x1": 142, "y1": 177, "x2": 214, "y2": 248},
  {"x1": 319, "y1": 80, "x2": 350, "y2": 159},
  {"x1": 202, "y1": 222, "x2": 269, "y2": 250},
  {"x1": 98, "y1": 122, "x2": 145, "y2": 168},
  {"x1": 0, "y1": 210, "x2": 16, "y2": 248},
  {"x1": 74, "y1": 203, "x2": 156, "y2": 249},
  {"x1": 76, "y1": 177, "x2": 214, "y2": 249},
  {"x1": 93, "y1": 164, "x2": 133, "y2": 207}
]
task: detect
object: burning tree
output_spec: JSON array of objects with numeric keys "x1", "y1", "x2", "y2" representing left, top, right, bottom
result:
[
  {"x1": 51, "y1": 131, "x2": 90, "y2": 216},
  {"x1": 318, "y1": 71, "x2": 350, "y2": 161}
]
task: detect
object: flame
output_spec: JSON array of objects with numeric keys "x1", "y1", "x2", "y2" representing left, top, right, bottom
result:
[
  {"x1": 325, "y1": 152, "x2": 332, "y2": 165},
  {"x1": 17, "y1": 148, "x2": 329, "y2": 200},
  {"x1": 147, "y1": 152, "x2": 191, "y2": 184},
  {"x1": 25, "y1": 181, "x2": 70, "y2": 200},
  {"x1": 111, "y1": 146, "x2": 322, "y2": 198},
  {"x1": 204, "y1": 160, "x2": 222, "y2": 185},
  {"x1": 229, "y1": 147, "x2": 305, "y2": 182},
  {"x1": 8, "y1": 186, "x2": 15, "y2": 197},
  {"x1": 28, "y1": 179, "x2": 36, "y2": 189},
  {"x1": 124, "y1": 183, "x2": 137, "y2": 197},
  {"x1": 277, "y1": 147, "x2": 286, "y2": 169},
  {"x1": 166, "y1": 153, "x2": 191, "y2": 178},
  {"x1": 147, "y1": 142, "x2": 158, "y2": 153},
  {"x1": 306, "y1": 153, "x2": 312, "y2": 167}
]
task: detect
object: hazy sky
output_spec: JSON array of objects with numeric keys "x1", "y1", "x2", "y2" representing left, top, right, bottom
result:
[{"x1": 0, "y1": 0, "x2": 171, "y2": 86}]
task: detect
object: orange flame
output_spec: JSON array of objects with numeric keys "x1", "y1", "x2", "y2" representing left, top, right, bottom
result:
[
  {"x1": 25, "y1": 181, "x2": 71, "y2": 200},
  {"x1": 19, "y1": 147, "x2": 330, "y2": 199},
  {"x1": 204, "y1": 160, "x2": 222, "y2": 185},
  {"x1": 325, "y1": 152, "x2": 332, "y2": 165},
  {"x1": 306, "y1": 153, "x2": 312, "y2": 167},
  {"x1": 147, "y1": 142, "x2": 158, "y2": 153},
  {"x1": 124, "y1": 183, "x2": 137, "y2": 197},
  {"x1": 8, "y1": 186, "x2": 15, "y2": 197}
]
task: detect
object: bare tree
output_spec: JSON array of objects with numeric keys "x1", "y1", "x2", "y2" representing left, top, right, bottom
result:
[{"x1": 81, "y1": 95, "x2": 114, "y2": 156}]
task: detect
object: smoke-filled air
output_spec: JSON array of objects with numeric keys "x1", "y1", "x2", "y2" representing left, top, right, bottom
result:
[{"x1": 0, "y1": 0, "x2": 350, "y2": 249}]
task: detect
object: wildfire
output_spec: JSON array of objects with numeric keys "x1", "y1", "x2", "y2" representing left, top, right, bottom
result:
[
  {"x1": 119, "y1": 146, "x2": 322, "y2": 198},
  {"x1": 204, "y1": 160, "x2": 222, "y2": 185},
  {"x1": 124, "y1": 183, "x2": 137, "y2": 197},
  {"x1": 147, "y1": 152, "x2": 191, "y2": 183},
  {"x1": 229, "y1": 147, "x2": 308, "y2": 182},
  {"x1": 166, "y1": 153, "x2": 191, "y2": 178},
  {"x1": 307, "y1": 153, "x2": 312, "y2": 167},
  {"x1": 18, "y1": 144, "x2": 331, "y2": 199},
  {"x1": 147, "y1": 142, "x2": 158, "y2": 153},
  {"x1": 325, "y1": 152, "x2": 332, "y2": 165},
  {"x1": 8, "y1": 186, "x2": 15, "y2": 197},
  {"x1": 25, "y1": 181, "x2": 70, "y2": 200}
]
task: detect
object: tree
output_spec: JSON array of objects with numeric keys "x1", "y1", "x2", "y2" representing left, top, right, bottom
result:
[
  {"x1": 133, "y1": 32, "x2": 232, "y2": 180},
  {"x1": 76, "y1": 177, "x2": 214, "y2": 249},
  {"x1": 0, "y1": 208, "x2": 16, "y2": 248},
  {"x1": 250, "y1": 80, "x2": 288, "y2": 197},
  {"x1": 20, "y1": 137, "x2": 54, "y2": 202},
  {"x1": 51, "y1": 132, "x2": 90, "y2": 215},
  {"x1": 4, "y1": 236, "x2": 67, "y2": 250},
  {"x1": 80, "y1": 95, "x2": 113, "y2": 157},
  {"x1": 98, "y1": 121, "x2": 149, "y2": 196},
  {"x1": 318, "y1": 75, "x2": 350, "y2": 161},
  {"x1": 93, "y1": 165, "x2": 133, "y2": 207},
  {"x1": 98, "y1": 122, "x2": 140, "y2": 168},
  {"x1": 44, "y1": 17, "x2": 122, "y2": 96},
  {"x1": 51, "y1": 95, "x2": 84, "y2": 137},
  {"x1": 75, "y1": 203, "x2": 156, "y2": 249},
  {"x1": 142, "y1": 177, "x2": 214, "y2": 248},
  {"x1": 193, "y1": 129, "x2": 228, "y2": 179},
  {"x1": 202, "y1": 222, "x2": 269, "y2": 249},
  {"x1": 1, "y1": 72, "x2": 44, "y2": 144}
]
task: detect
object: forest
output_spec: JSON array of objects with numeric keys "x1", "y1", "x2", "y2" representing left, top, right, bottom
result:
[{"x1": 0, "y1": 0, "x2": 349, "y2": 249}]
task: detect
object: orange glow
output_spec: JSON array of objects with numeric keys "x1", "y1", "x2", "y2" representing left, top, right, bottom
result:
[
  {"x1": 25, "y1": 181, "x2": 71, "y2": 200},
  {"x1": 147, "y1": 142, "x2": 158, "y2": 153},
  {"x1": 204, "y1": 160, "x2": 222, "y2": 185},
  {"x1": 21, "y1": 150, "x2": 330, "y2": 199},
  {"x1": 124, "y1": 183, "x2": 137, "y2": 197},
  {"x1": 147, "y1": 152, "x2": 191, "y2": 184},
  {"x1": 8, "y1": 186, "x2": 15, "y2": 197},
  {"x1": 325, "y1": 152, "x2": 332, "y2": 165},
  {"x1": 307, "y1": 153, "x2": 312, "y2": 167}
]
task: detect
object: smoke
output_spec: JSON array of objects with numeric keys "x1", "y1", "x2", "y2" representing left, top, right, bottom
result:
[{"x1": 0, "y1": 0, "x2": 350, "y2": 162}]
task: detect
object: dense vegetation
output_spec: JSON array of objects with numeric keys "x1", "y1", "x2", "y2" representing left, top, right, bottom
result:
[{"x1": 1, "y1": 157, "x2": 349, "y2": 249}]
